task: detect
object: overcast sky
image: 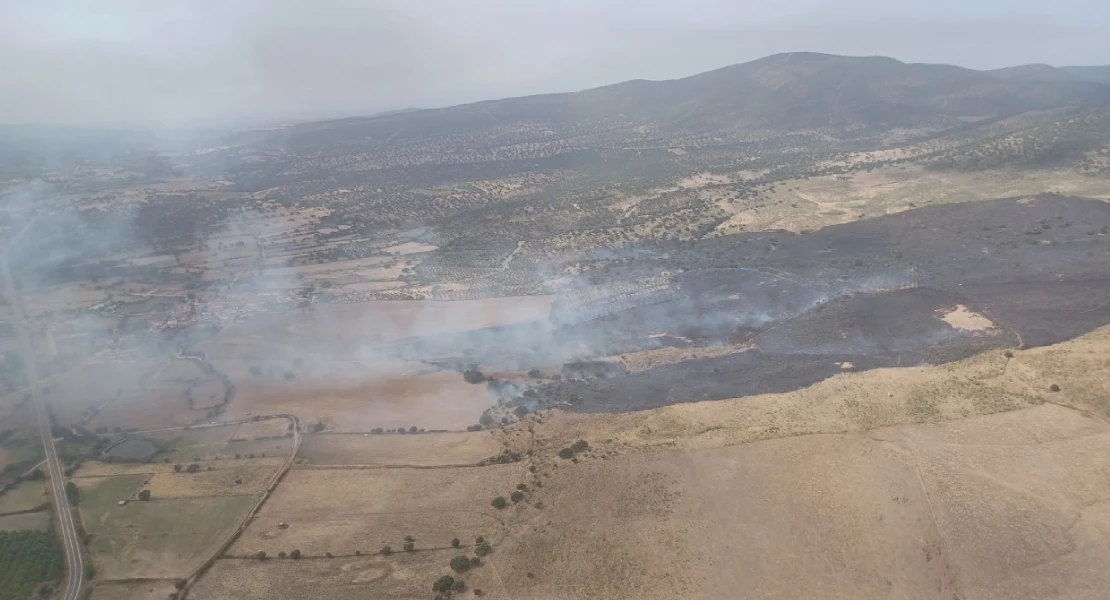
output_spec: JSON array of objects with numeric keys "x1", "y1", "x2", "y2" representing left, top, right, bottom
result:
[{"x1": 2, "y1": 0, "x2": 1108, "y2": 127}]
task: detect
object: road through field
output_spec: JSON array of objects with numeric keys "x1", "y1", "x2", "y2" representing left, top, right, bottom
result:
[{"x1": 2, "y1": 241, "x2": 85, "y2": 600}]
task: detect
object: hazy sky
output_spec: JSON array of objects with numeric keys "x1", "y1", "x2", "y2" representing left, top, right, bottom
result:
[{"x1": 1, "y1": 0, "x2": 1107, "y2": 127}]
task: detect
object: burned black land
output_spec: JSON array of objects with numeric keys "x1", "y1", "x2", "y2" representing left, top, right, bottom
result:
[{"x1": 385, "y1": 194, "x2": 1110, "y2": 414}]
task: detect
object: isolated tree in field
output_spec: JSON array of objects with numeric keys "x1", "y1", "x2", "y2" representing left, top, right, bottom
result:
[
  {"x1": 450, "y1": 555, "x2": 471, "y2": 572},
  {"x1": 432, "y1": 575, "x2": 455, "y2": 593},
  {"x1": 491, "y1": 496, "x2": 508, "y2": 509},
  {"x1": 64, "y1": 481, "x2": 79, "y2": 504}
]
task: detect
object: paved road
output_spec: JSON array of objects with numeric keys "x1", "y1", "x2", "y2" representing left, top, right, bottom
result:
[{"x1": 3, "y1": 243, "x2": 85, "y2": 600}]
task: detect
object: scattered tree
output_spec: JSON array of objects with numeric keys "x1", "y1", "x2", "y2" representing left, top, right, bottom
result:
[
  {"x1": 290, "y1": 549, "x2": 301, "y2": 559},
  {"x1": 557, "y1": 448, "x2": 574, "y2": 460},
  {"x1": 185, "y1": 463, "x2": 201, "y2": 473},
  {"x1": 432, "y1": 575, "x2": 456, "y2": 593},
  {"x1": 475, "y1": 541, "x2": 492, "y2": 556},
  {"x1": 380, "y1": 545, "x2": 392, "y2": 556},
  {"x1": 403, "y1": 541, "x2": 415, "y2": 552},
  {"x1": 450, "y1": 555, "x2": 471, "y2": 572},
  {"x1": 255, "y1": 551, "x2": 267, "y2": 561},
  {"x1": 451, "y1": 538, "x2": 461, "y2": 548},
  {"x1": 491, "y1": 496, "x2": 508, "y2": 509}
]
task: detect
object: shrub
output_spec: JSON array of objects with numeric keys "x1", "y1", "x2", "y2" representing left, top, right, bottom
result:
[
  {"x1": 403, "y1": 541, "x2": 415, "y2": 552},
  {"x1": 174, "y1": 580, "x2": 186, "y2": 590},
  {"x1": 1050, "y1": 383, "x2": 1061, "y2": 392},
  {"x1": 452, "y1": 579, "x2": 466, "y2": 593},
  {"x1": 510, "y1": 491, "x2": 524, "y2": 503},
  {"x1": 528, "y1": 465, "x2": 536, "y2": 473},
  {"x1": 380, "y1": 545, "x2": 392, "y2": 556},
  {"x1": 469, "y1": 556, "x2": 482, "y2": 568},
  {"x1": 475, "y1": 541, "x2": 492, "y2": 556},
  {"x1": 491, "y1": 496, "x2": 508, "y2": 509},
  {"x1": 404, "y1": 535, "x2": 414, "y2": 543},
  {"x1": 255, "y1": 551, "x2": 267, "y2": 560},
  {"x1": 277, "y1": 551, "x2": 286, "y2": 559},
  {"x1": 185, "y1": 463, "x2": 201, "y2": 473},
  {"x1": 570, "y1": 440, "x2": 589, "y2": 453},
  {"x1": 290, "y1": 549, "x2": 301, "y2": 559},
  {"x1": 557, "y1": 448, "x2": 574, "y2": 460},
  {"x1": 516, "y1": 483, "x2": 527, "y2": 491},
  {"x1": 463, "y1": 369, "x2": 485, "y2": 384},
  {"x1": 451, "y1": 538, "x2": 460, "y2": 548},
  {"x1": 475, "y1": 536, "x2": 485, "y2": 545},
  {"x1": 325, "y1": 552, "x2": 333, "y2": 558},
  {"x1": 138, "y1": 489, "x2": 151, "y2": 501}
]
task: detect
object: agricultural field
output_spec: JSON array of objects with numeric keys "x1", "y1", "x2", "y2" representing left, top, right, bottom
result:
[
  {"x1": 0, "y1": 480, "x2": 47, "y2": 514},
  {"x1": 0, "y1": 511, "x2": 51, "y2": 532},
  {"x1": 230, "y1": 464, "x2": 525, "y2": 559},
  {"x1": 297, "y1": 431, "x2": 500, "y2": 466}
]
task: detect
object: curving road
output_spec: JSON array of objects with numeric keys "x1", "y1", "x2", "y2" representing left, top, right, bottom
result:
[{"x1": 3, "y1": 237, "x2": 85, "y2": 600}]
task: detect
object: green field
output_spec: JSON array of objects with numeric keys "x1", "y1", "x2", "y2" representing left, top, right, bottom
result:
[
  {"x1": 0, "y1": 480, "x2": 47, "y2": 514},
  {"x1": 0, "y1": 530, "x2": 63, "y2": 599}
]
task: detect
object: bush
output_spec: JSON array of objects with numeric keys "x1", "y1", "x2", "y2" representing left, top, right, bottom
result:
[
  {"x1": 403, "y1": 541, "x2": 415, "y2": 552},
  {"x1": 277, "y1": 551, "x2": 286, "y2": 559},
  {"x1": 491, "y1": 496, "x2": 508, "y2": 509},
  {"x1": 463, "y1": 369, "x2": 485, "y2": 384},
  {"x1": 380, "y1": 545, "x2": 391, "y2": 556},
  {"x1": 290, "y1": 549, "x2": 301, "y2": 559},
  {"x1": 557, "y1": 448, "x2": 574, "y2": 460},
  {"x1": 570, "y1": 440, "x2": 589, "y2": 453},
  {"x1": 254, "y1": 551, "x2": 267, "y2": 560},
  {"x1": 510, "y1": 491, "x2": 524, "y2": 503},
  {"x1": 450, "y1": 555, "x2": 471, "y2": 572},
  {"x1": 451, "y1": 538, "x2": 460, "y2": 548},
  {"x1": 516, "y1": 483, "x2": 527, "y2": 491},
  {"x1": 469, "y1": 556, "x2": 481, "y2": 568},
  {"x1": 432, "y1": 575, "x2": 456, "y2": 593},
  {"x1": 475, "y1": 541, "x2": 492, "y2": 556},
  {"x1": 186, "y1": 463, "x2": 201, "y2": 473},
  {"x1": 138, "y1": 489, "x2": 151, "y2": 501},
  {"x1": 475, "y1": 535, "x2": 485, "y2": 545},
  {"x1": 452, "y1": 579, "x2": 466, "y2": 593},
  {"x1": 1050, "y1": 383, "x2": 1061, "y2": 392},
  {"x1": 174, "y1": 580, "x2": 186, "y2": 590}
]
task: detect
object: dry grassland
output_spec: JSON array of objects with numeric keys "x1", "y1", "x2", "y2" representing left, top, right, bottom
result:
[
  {"x1": 297, "y1": 431, "x2": 500, "y2": 466},
  {"x1": 89, "y1": 581, "x2": 178, "y2": 600},
  {"x1": 713, "y1": 166, "x2": 1110, "y2": 233},
  {"x1": 191, "y1": 551, "x2": 479, "y2": 600},
  {"x1": 143, "y1": 466, "x2": 271, "y2": 498},
  {"x1": 465, "y1": 325, "x2": 1110, "y2": 600},
  {"x1": 231, "y1": 418, "x2": 293, "y2": 440},
  {"x1": 229, "y1": 464, "x2": 524, "y2": 560}
]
